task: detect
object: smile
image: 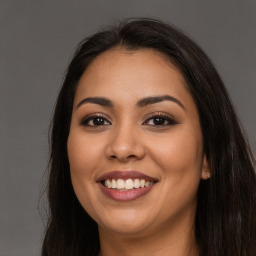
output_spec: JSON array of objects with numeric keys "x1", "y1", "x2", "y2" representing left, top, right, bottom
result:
[
  {"x1": 97, "y1": 171, "x2": 158, "y2": 201},
  {"x1": 104, "y1": 178, "x2": 154, "y2": 190}
]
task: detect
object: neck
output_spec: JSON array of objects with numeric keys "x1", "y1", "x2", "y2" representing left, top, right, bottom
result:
[{"x1": 98, "y1": 212, "x2": 198, "y2": 256}]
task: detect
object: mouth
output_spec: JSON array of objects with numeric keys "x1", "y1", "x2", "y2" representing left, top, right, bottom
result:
[{"x1": 97, "y1": 171, "x2": 158, "y2": 201}]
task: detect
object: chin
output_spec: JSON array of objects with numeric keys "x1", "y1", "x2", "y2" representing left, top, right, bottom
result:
[{"x1": 96, "y1": 209, "x2": 155, "y2": 235}]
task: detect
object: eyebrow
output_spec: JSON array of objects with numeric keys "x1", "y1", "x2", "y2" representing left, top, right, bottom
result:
[
  {"x1": 76, "y1": 97, "x2": 114, "y2": 109},
  {"x1": 137, "y1": 95, "x2": 185, "y2": 109},
  {"x1": 76, "y1": 95, "x2": 185, "y2": 110}
]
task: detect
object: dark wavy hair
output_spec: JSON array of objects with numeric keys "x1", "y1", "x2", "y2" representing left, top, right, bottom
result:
[{"x1": 41, "y1": 18, "x2": 256, "y2": 256}]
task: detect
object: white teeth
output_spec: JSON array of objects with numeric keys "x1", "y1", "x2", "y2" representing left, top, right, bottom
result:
[
  {"x1": 104, "y1": 178, "x2": 154, "y2": 190},
  {"x1": 145, "y1": 181, "x2": 150, "y2": 187},
  {"x1": 111, "y1": 179, "x2": 117, "y2": 189},
  {"x1": 134, "y1": 179, "x2": 140, "y2": 188},
  {"x1": 105, "y1": 179, "x2": 111, "y2": 188},
  {"x1": 116, "y1": 179, "x2": 125, "y2": 189},
  {"x1": 125, "y1": 179, "x2": 133, "y2": 189}
]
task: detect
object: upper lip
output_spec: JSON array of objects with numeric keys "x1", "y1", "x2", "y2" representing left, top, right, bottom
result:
[{"x1": 97, "y1": 171, "x2": 158, "y2": 182}]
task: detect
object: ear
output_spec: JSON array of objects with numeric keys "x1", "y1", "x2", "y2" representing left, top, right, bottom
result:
[{"x1": 201, "y1": 154, "x2": 211, "y2": 180}]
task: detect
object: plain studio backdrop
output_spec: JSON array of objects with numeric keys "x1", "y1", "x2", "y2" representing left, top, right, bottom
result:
[{"x1": 0, "y1": 1, "x2": 255, "y2": 255}]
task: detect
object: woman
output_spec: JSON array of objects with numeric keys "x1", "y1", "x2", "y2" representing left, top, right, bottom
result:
[{"x1": 41, "y1": 18, "x2": 256, "y2": 256}]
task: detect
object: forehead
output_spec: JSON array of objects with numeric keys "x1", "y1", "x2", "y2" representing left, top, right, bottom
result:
[{"x1": 74, "y1": 48, "x2": 192, "y2": 106}]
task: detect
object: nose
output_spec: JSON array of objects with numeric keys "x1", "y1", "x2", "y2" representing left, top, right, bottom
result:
[{"x1": 105, "y1": 124, "x2": 145, "y2": 163}]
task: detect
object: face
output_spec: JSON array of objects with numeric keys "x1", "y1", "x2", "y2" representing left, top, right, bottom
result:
[{"x1": 67, "y1": 48, "x2": 210, "y2": 237}]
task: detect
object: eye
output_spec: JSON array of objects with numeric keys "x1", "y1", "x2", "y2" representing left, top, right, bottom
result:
[
  {"x1": 80, "y1": 114, "x2": 111, "y2": 127},
  {"x1": 143, "y1": 113, "x2": 178, "y2": 127}
]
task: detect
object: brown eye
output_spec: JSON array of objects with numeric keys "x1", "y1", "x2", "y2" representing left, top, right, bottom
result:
[
  {"x1": 143, "y1": 113, "x2": 178, "y2": 127},
  {"x1": 151, "y1": 117, "x2": 168, "y2": 125},
  {"x1": 80, "y1": 115, "x2": 111, "y2": 127},
  {"x1": 91, "y1": 117, "x2": 106, "y2": 126}
]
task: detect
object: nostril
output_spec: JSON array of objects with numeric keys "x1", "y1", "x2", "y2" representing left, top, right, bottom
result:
[
  {"x1": 127, "y1": 154, "x2": 137, "y2": 158},
  {"x1": 110, "y1": 154, "x2": 137, "y2": 160},
  {"x1": 110, "y1": 155, "x2": 136, "y2": 159},
  {"x1": 106, "y1": 141, "x2": 145, "y2": 162}
]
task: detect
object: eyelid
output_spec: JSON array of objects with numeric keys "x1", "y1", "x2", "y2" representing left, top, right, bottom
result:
[
  {"x1": 143, "y1": 111, "x2": 178, "y2": 125},
  {"x1": 79, "y1": 111, "x2": 178, "y2": 127},
  {"x1": 79, "y1": 113, "x2": 112, "y2": 126},
  {"x1": 144, "y1": 111, "x2": 175, "y2": 120}
]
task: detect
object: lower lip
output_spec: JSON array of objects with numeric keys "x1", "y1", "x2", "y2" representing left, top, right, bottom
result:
[{"x1": 98, "y1": 182, "x2": 155, "y2": 201}]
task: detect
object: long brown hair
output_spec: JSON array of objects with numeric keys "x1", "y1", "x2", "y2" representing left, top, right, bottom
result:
[{"x1": 42, "y1": 18, "x2": 256, "y2": 256}]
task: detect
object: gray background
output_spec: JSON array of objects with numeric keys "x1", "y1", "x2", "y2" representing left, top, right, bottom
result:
[{"x1": 1, "y1": 0, "x2": 255, "y2": 255}]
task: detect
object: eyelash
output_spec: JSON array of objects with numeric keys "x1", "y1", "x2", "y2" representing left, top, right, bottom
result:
[
  {"x1": 80, "y1": 112, "x2": 178, "y2": 127},
  {"x1": 80, "y1": 113, "x2": 111, "y2": 127},
  {"x1": 143, "y1": 112, "x2": 178, "y2": 127}
]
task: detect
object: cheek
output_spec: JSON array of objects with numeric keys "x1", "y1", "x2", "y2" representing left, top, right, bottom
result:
[
  {"x1": 67, "y1": 131, "x2": 104, "y2": 209},
  {"x1": 149, "y1": 132, "x2": 203, "y2": 215},
  {"x1": 148, "y1": 130, "x2": 203, "y2": 181},
  {"x1": 67, "y1": 131, "x2": 104, "y2": 177},
  {"x1": 67, "y1": 131, "x2": 103, "y2": 214}
]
